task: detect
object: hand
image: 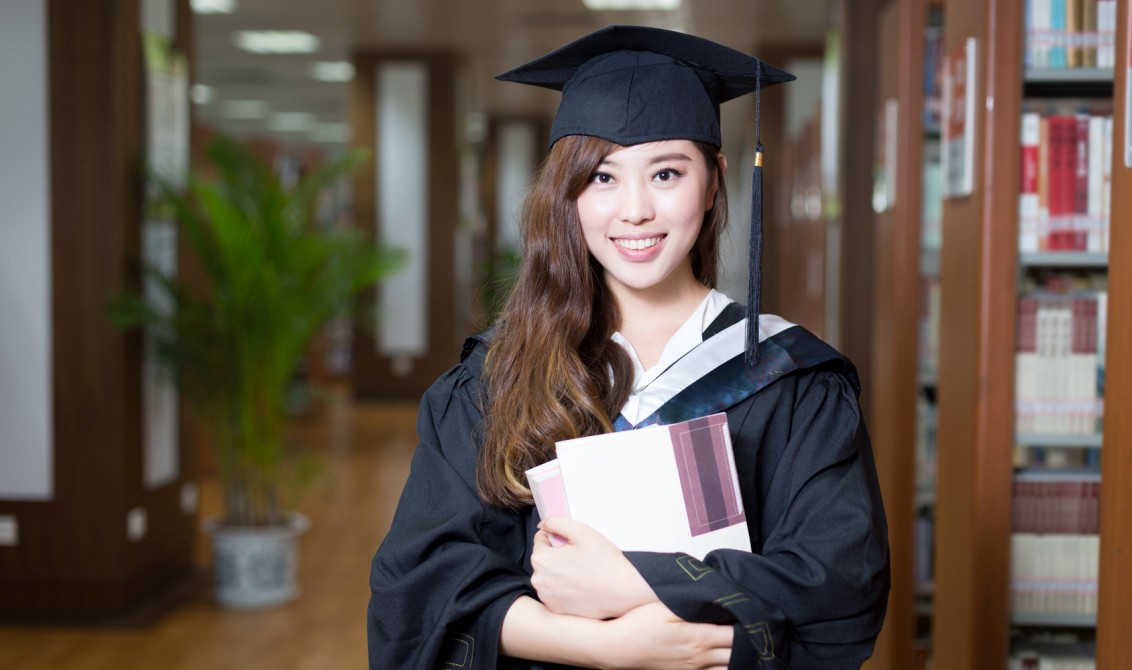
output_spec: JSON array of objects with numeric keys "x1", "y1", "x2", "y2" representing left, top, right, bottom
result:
[
  {"x1": 531, "y1": 516, "x2": 657, "y2": 619},
  {"x1": 603, "y1": 602, "x2": 733, "y2": 670}
]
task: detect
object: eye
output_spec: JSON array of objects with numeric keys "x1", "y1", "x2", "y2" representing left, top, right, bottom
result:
[
  {"x1": 653, "y1": 168, "x2": 682, "y2": 182},
  {"x1": 590, "y1": 171, "x2": 614, "y2": 184}
]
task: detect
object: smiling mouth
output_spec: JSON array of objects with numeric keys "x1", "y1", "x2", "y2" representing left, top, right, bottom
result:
[{"x1": 613, "y1": 235, "x2": 664, "y2": 250}]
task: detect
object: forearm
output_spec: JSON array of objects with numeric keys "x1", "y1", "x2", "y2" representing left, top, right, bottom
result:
[
  {"x1": 500, "y1": 595, "x2": 735, "y2": 670},
  {"x1": 500, "y1": 595, "x2": 613, "y2": 668}
]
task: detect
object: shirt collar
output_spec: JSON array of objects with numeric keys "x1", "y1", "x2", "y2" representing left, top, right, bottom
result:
[{"x1": 611, "y1": 289, "x2": 732, "y2": 392}]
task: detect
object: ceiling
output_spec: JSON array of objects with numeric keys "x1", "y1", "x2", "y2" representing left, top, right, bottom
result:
[{"x1": 191, "y1": 0, "x2": 832, "y2": 153}]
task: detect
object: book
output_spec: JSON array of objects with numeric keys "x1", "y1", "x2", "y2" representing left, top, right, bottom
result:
[
  {"x1": 526, "y1": 459, "x2": 570, "y2": 546},
  {"x1": 526, "y1": 412, "x2": 750, "y2": 560}
]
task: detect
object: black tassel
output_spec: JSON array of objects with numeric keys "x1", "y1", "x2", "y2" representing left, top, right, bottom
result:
[
  {"x1": 746, "y1": 145, "x2": 763, "y2": 367},
  {"x1": 745, "y1": 66, "x2": 763, "y2": 367}
]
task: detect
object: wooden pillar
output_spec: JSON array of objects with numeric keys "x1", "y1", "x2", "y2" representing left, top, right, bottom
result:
[
  {"x1": 867, "y1": 1, "x2": 927, "y2": 667},
  {"x1": 931, "y1": 0, "x2": 1023, "y2": 665},
  {"x1": 1096, "y1": 0, "x2": 1132, "y2": 663},
  {"x1": 0, "y1": 0, "x2": 198, "y2": 622},
  {"x1": 837, "y1": 0, "x2": 883, "y2": 415}
]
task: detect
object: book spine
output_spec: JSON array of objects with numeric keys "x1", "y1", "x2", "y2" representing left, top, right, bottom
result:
[
  {"x1": 1020, "y1": 112, "x2": 1042, "y2": 253},
  {"x1": 1038, "y1": 115, "x2": 1051, "y2": 248},
  {"x1": 1083, "y1": 0, "x2": 1098, "y2": 67},
  {"x1": 1074, "y1": 114, "x2": 1089, "y2": 251},
  {"x1": 1016, "y1": 296, "x2": 1039, "y2": 435},
  {"x1": 1066, "y1": 0, "x2": 1082, "y2": 67},
  {"x1": 1050, "y1": 0, "x2": 1068, "y2": 67},
  {"x1": 1087, "y1": 114, "x2": 1104, "y2": 252}
]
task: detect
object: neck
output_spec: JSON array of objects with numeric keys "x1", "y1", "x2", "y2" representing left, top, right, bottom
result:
[{"x1": 609, "y1": 269, "x2": 711, "y2": 369}]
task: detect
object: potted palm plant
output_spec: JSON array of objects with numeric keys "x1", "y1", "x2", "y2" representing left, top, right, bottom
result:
[{"x1": 110, "y1": 136, "x2": 403, "y2": 609}]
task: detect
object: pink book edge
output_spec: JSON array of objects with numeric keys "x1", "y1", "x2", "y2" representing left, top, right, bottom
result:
[{"x1": 526, "y1": 460, "x2": 569, "y2": 546}]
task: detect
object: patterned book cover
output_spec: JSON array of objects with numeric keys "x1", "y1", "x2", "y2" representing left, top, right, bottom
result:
[{"x1": 527, "y1": 412, "x2": 749, "y2": 559}]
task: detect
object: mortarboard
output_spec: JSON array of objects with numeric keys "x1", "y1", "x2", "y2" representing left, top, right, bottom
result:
[{"x1": 497, "y1": 25, "x2": 795, "y2": 364}]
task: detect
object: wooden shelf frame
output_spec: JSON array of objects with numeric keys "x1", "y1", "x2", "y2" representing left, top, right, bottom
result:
[
  {"x1": 1096, "y1": 0, "x2": 1132, "y2": 663},
  {"x1": 928, "y1": 0, "x2": 1132, "y2": 667}
]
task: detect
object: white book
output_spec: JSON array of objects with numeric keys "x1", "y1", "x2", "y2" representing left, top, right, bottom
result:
[
  {"x1": 539, "y1": 413, "x2": 750, "y2": 560},
  {"x1": 1087, "y1": 115, "x2": 1104, "y2": 253}
]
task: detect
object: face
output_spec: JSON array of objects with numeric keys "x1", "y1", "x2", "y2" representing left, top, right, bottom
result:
[{"x1": 576, "y1": 139, "x2": 720, "y2": 300}]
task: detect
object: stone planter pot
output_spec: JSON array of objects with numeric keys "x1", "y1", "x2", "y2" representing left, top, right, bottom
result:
[{"x1": 202, "y1": 513, "x2": 310, "y2": 610}]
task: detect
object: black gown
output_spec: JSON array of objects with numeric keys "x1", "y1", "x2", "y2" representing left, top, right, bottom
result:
[{"x1": 367, "y1": 305, "x2": 890, "y2": 669}]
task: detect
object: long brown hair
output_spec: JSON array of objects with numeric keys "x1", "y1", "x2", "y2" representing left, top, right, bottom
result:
[{"x1": 478, "y1": 135, "x2": 729, "y2": 509}]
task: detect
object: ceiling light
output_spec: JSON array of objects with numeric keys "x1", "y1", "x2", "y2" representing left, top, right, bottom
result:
[
  {"x1": 221, "y1": 99, "x2": 268, "y2": 119},
  {"x1": 191, "y1": 0, "x2": 236, "y2": 14},
  {"x1": 190, "y1": 84, "x2": 215, "y2": 105},
  {"x1": 268, "y1": 112, "x2": 315, "y2": 132},
  {"x1": 310, "y1": 122, "x2": 351, "y2": 143},
  {"x1": 234, "y1": 31, "x2": 320, "y2": 55},
  {"x1": 581, "y1": 0, "x2": 682, "y2": 9},
  {"x1": 310, "y1": 61, "x2": 355, "y2": 82}
]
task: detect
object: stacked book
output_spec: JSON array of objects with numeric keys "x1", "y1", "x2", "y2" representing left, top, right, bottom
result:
[
  {"x1": 1018, "y1": 110, "x2": 1112, "y2": 254},
  {"x1": 1015, "y1": 290, "x2": 1106, "y2": 436},
  {"x1": 1010, "y1": 533, "x2": 1099, "y2": 617},
  {"x1": 1013, "y1": 471, "x2": 1101, "y2": 534}
]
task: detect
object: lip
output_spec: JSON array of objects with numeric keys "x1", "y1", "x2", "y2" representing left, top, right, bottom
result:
[{"x1": 610, "y1": 234, "x2": 666, "y2": 260}]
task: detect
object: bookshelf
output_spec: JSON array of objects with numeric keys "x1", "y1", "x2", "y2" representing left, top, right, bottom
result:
[
  {"x1": 865, "y1": 0, "x2": 927, "y2": 668},
  {"x1": 929, "y1": 0, "x2": 1132, "y2": 667}
]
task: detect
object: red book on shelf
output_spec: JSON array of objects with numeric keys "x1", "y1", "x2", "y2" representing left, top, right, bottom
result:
[
  {"x1": 1020, "y1": 112, "x2": 1041, "y2": 253},
  {"x1": 1049, "y1": 115, "x2": 1076, "y2": 250},
  {"x1": 1074, "y1": 114, "x2": 1090, "y2": 251}
]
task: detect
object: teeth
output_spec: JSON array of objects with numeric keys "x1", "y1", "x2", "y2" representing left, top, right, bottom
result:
[{"x1": 615, "y1": 237, "x2": 661, "y2": 250}]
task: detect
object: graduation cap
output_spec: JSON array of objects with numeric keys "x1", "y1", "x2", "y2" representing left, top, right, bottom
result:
[{"x1": 497, "y1": 25, "x2": 795, "y2": 364}]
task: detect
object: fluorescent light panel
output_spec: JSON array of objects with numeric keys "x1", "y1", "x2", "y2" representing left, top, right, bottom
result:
[
  {"x1": 311, "y1": 61, "x2": 355, "y2": 82},
  {"x1": 234, "y1": 30, "x2": 320, "y2": 54},
  {"x1": 310, "y1": 122, "x2": 351, "y2": 143},
  {"x1": 268, "y1": 112, "x2": 315, "y2": 132},
  {"x1": 190, "y1": 84, "x2": 215, "y2": 105},
  {"x1": 191, "y1": 0, "x2": 236, "y2": 14},
  {"x1": 221, "y1": 99, "x2": 268, "y2": 119},
  {"x1": 581, "y1": 0, "x2": 681, "y2": 9}
]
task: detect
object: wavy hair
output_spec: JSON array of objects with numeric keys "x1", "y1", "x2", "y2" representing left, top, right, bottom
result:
[{"x1": 478, "y1": 135, "x2": 728, "y2": 509}]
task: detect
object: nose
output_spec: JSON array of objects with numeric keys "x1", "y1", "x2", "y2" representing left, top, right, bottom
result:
[{"x1": 618, "y1": 180, "x2": 654, "y2": 225}]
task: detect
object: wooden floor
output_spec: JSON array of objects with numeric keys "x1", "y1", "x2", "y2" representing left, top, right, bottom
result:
[{"x1": 0, "y1": 395, "x2": 419, "y2": 670}]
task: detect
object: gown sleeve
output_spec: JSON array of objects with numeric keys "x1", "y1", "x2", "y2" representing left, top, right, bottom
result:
[
  {"x1": 625, "y1": 367, "x2": 890, "y2": 669},
  {"x1": 366, "y1": 360, "x2": 535, "y2": 670}
]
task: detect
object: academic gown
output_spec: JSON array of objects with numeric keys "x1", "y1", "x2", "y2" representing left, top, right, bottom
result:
[{"x1": 367, "y1": 304, "x2": 890, "y2": 669}]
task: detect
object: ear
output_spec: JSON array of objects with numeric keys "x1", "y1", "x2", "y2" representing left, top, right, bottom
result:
[{"x1": 706, "y1": 152, "x2": 728, "y2": 210}]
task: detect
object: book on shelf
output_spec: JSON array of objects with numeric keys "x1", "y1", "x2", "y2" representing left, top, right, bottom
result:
[
  {"x1": 1025, "y1": 0, "x2": 1117, "y2": 70},
  {"x1": 1015, "y1": 288, "x2": 1106, "y2": 436},
  {"x1": 526, "y1": 412, "x2": 750, "y2": 560},
  {"x1": 1019, "y1": 109, "x2": 1112, "y2": 254},
  {"x1": 923, "y1": 26, "x2": 945, "y2": 130},
  {"x1": 1012, "y1": 652, "x2": 1096, "y2": 670},
  {"x1": 1013, "y1": 470, "x2": 1100, "y2": 534},
  {"x1": 1011, "y1": 533, "x2": 1098, "y2": 617}
]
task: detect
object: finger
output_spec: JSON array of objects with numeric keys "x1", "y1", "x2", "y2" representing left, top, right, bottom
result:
[
  {"x1": 532, "y1": 529, "x2": 551, "y2": 548},
  {"x1": 540, "y1": 515, "x2": 582, "y2": 539}
]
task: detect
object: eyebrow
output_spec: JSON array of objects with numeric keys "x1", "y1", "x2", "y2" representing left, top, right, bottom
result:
[{"x1": 599, "y1": 152, "x2": 694, "y2": 167}]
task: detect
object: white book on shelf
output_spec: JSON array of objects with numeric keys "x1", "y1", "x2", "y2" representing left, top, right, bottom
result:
[
  {"x1": 1020, "y1": 111, "x2": 1042, "y2": 253},
  {"x1": 1087, "y1": 115, "x2": 1104, "y2": 253}
]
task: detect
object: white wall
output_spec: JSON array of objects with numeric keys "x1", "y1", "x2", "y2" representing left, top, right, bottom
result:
[
  {"x1": 376, "y1": 62, "x2": 429, "y2": 359},
  {"x1": 495, "y1": 121, "x2": 538, "y2": 253},
  {"x1": 0, "y1": 0, "x2": 53, "y2": 500}
]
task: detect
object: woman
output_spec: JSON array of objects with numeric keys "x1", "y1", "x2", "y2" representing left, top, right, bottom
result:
[{"x1": 368, "y1": 25, "x2": 889, "y2": 669}]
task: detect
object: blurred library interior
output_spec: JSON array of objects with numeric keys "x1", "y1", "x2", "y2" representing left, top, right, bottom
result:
[{"x1": 1, "y1": 0, "x2": 1131, "y2": 668}]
